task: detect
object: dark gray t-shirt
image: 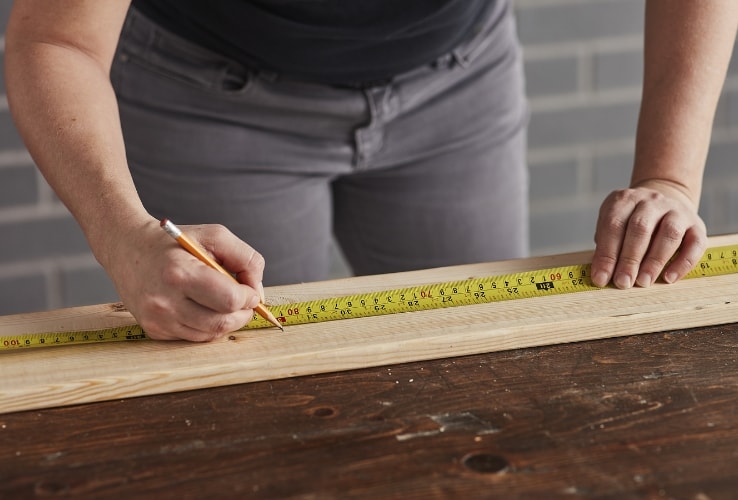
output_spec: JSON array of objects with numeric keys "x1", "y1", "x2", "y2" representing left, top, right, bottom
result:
[{"x1": 130, "y1": 0, "x2": 496, "y2": 84}]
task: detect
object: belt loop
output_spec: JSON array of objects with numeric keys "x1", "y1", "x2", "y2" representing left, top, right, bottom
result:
[
  {"x1": 432, "y1": 52, "x2": 455, "y2": 70},
  {"x1": 450, "y1": 2, "x2": 499, "y2": 69},
  {"x1": 452, "y1": 48, "x2": 471, "y2": 69}
]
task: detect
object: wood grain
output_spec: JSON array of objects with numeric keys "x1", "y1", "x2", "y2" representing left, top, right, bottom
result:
[{"x1": 1, "y1": 234, "x2": 737, "y2": 415}]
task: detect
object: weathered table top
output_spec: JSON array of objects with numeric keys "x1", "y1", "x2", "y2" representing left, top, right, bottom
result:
[{"x1": 1, "y1": 323, "x2": 737, "y2": 499}]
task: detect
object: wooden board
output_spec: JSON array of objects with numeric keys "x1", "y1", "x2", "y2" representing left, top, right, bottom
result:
[{"x1": 2, "y1": 234, "x2": 738, "y2": 415}]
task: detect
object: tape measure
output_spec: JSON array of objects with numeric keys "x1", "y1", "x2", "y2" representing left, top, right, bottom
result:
[{"x1": 3, "y1": 244, "x2": 737, "y2": 351}]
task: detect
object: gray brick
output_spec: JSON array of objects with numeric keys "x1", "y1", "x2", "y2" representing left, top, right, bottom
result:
[
  {"x1": 726, "y1": 190, "x2": 738, "y2": 232},
  {"x1": 529, "y1": 159, "x2": 579, "y2": 201},
  {"x1": 0, "y1": 54, "x2": 5, "y2": 94},
  {"x1": 524, "y1": 56, "x2": 579, "y2": 97},
  {"x1": 592, "y1": 152, "x2": 633, "y2": 193},
  {"x1": 726, "y1": 90, "x2": 738, "y2": 129},
  {"x1": 0, "y1": 215, "x2": 90, "y2": 263},
  {"x1": 712, "y1": 91, "x2": 730, "y2": 130},
  {"x1": 594, "y1": 49, "x2": 643, "y2": 91},
  {"x1": 728, "y1": 39, "x2": 738, "y2": 76},
  {"x1": 699, "y1": 185, "x2": 738, "y2": 235},
  {"x1": 0, "y1": 273, "x2": 48, "y2": 315},
  {"x1": 704, "y1": 141, "x2": 738, "y2": 180},
  {"x1": 697, "y1": 189, "x2": 721, "y2": 231},
  {"x1": 528, "y1": 100, "x2": 640, "y2": 149},
  {"x1": 61, "y1": 266, "x2": 119, "y2": 307},
  {"x1": 516, "y1": 0, "x2": 644, "y2": 46},
  {"x1": 0, "y1": 165, "x2": 37, "y2": 207},
  {"x1": 0, "y1": 112, "x2": 25, "y2": 150},
  {"x1": 530, "y1": 203, "x2": 599, "y2": 251},
  {"x1": 0, "y1": 0, "x2": 12, "y2": 25}
]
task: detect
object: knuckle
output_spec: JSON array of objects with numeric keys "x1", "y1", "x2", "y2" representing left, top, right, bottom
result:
[
  {"x1": 137, "y1": 300, "x2": 174, "y2": 339},
  {"x1": 644, "y1": 189, "x2": 664, "y2": 203},
  {"x1": 608, "y1": 189, "x2": 633, "y2": 204},
  {"x1": 160, "y1": 264, "x2": 189, "y2": 287},
  {"x1": 209, "y1": 314, "x2": 236, "y2": 335},
  {"x1": 679, "y1": 255, "x2": 699, "y2": 270},
  {"x1": 145, "y1": 296, "x2": 173, "y2": 318},
  {"x1": 221, "y1": 288, "x2": 245, "y2": 312},
  {"x1": 610, "y1": 187, "x2": 646, "y2": 205},
  {"x1": 209, "y1": 224, "x2": 232, "y2": 240},
  {"x1": 628, "y1": 214, "x2": 656, "y2": 239},
  {"x1": 593, "y1": 253, "x2": 618, "y2": 267},
  {"x1": 642, "y1": 255, "x2": 668, "y2": 270},
  {"x1": 692, "y1": 234, "x2": 708, "y2": 252},
  {"x1": 627, "y1": 215, "x2": 652, "y2": 236},
  {"x1": 660, "y1": 220, "x2": 684, "y2": 242},
  {"x1": 681, "y1": 243, "x2": 708, "y2": 270},
  {"x1": 600, "y1": 216, "x2": 628, "y2": 236},
  {"x1": 618, "y1": 254, "x2": 642, "y2": 267},
  {"x1": 247, "y1": 250, "x2": 265, "y2": 272},
  {"x1": 138, "y1": 317, "x2": 168, "y2": 339},
  {"x1": 662, "y1": 223, "x2": 684, "y2": 242}
]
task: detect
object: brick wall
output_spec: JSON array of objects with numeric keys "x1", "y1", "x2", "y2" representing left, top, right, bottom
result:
[
  {"x1": 518, "y1": 0, "x2": 738, "y2": 254},
  {"x1": 1, "y1": 0, "x2": 737, "y2": 315}
]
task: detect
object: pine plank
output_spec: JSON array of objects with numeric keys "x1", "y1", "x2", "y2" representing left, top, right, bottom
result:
[{"x1": 1, "y1": 234, "x2": 737, "y2": 415}]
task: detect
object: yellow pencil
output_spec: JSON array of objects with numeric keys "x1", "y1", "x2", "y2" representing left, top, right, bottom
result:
[{"x1": 160, "y1": 218, "x2": 284, "y2": 331}]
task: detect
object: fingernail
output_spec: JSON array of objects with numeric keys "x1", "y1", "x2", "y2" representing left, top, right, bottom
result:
[
  {"x1": 258, "y1": 282, "x2": 266, "y2": 303},
  {"x1": 593, "y1": 271, "x2": 609, "y2": 287},
  {"x1": 614, "y1": 272, "x2": 632, "y2": 289},
  {"x1": 663, "y1": 271, "x2": 677, "y2": 284},
  {"x1": 248, "y1": 295, "x2": 260, "y2": 309},
  {"x1": 637, "y1": 273, "x2": 652, "y2": 287}
]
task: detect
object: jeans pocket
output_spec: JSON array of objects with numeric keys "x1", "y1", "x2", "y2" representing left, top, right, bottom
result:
[{"x1": 113, "y1": 7, "x2": 251, "y2": 94}]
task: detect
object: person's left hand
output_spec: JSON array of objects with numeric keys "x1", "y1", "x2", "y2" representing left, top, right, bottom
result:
[{"x1": 590, "y1": 179, "x2": 707, "y2": 289}]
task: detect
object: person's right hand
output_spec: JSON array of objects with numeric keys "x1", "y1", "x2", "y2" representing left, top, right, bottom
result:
[{"x1": 100, "y1": 218, "x2": 265, "y2": 342}]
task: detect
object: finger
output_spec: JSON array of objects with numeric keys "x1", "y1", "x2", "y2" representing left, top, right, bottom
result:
[
  {"x1": 634, "y1": 212, "x2": 685, "y2": 287},
  {"x1": 178, "y1": 304, "x2": 256, "y2": 339},
  {"x1": 187, "y1": 265, "x2": 261, "y2": 313},
  {"x1": 591, "y1": 192, "x2": 632, "y2": 287},
  {"x1": 611, "y1": 201, "x2": 664, "y2": 289},
  {"x1": 661, "y1": 225, "x2": 707, "y2": 284},
  {"x1": 161, "y1": 253, "x2": 260, "y2": 313},
  {"x1": 144, "y1": 320, "x2": 222, "y2": 342},
  {"x1": 144, "y1": 298, "x2": 256, "y2": 341},
  {"x1": 167, "y1": 262, "x2": 259, "y2": 333},
  {"x1": 149, "y1": 320, "x2": 235, "y2": 342},
  {"x1": 194, "y1": 224, "x2": 266, "y2": 293}
]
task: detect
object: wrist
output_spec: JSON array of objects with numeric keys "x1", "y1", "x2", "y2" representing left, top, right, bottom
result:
[
  {"x1": 85, "y1": 210, "x2": 159, "y2": 271},
  {"x1": 629, "y1": 178, "x2": 700, "y2": 209}
]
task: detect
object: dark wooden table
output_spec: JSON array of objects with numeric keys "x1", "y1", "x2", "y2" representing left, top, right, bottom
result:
[{"x1": 1, "y1": 324, "x2": 737, "y2": 499}]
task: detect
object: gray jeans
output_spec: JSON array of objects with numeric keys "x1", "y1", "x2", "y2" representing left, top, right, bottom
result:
[{"x1": 111, "y1": 4, "x2": 529, "y2": 286}]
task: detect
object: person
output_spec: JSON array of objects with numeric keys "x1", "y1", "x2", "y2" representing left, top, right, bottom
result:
[{"x1": 4, "y1": 1, "x2": 736, "y2": 342}]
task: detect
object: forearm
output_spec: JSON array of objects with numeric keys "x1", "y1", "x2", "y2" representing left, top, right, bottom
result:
[
  {"x1": 633, "y1": 0, "x2": 738, "y2": 205},
  {"x1": 4, "y1": 1, "x2": 151, "y2": 268}
]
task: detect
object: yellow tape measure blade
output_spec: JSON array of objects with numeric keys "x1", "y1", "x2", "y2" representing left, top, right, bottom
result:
[
  {"x1": 685, "y1": 244, "x2": 738, "y2": 278},
  {"x1": 3, "y1": 243, "x2": 737, "y2": 350},
  {"x1": 2, "y1": 325, "x2": 147, "y2": 350},
  {"x1": 248, "y1": 263, "x2": 600, "y2": 329}
]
